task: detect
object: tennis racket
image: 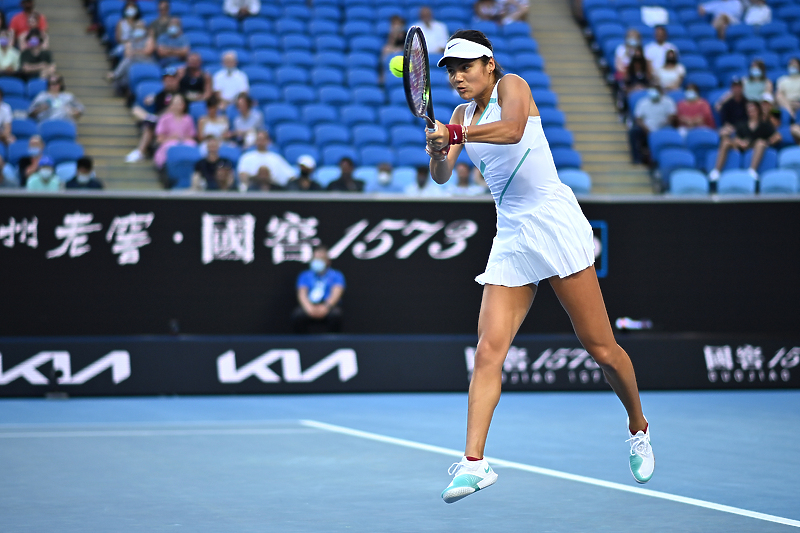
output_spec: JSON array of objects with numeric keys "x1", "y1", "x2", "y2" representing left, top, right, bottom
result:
[{"x1": 403, "y1": 26, "x2": 436, "y2": 132}]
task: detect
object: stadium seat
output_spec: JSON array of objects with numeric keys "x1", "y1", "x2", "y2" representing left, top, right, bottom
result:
[
  {"x1": 308, "y1": 18, "x2": 339, "y2": 36},
  {"x1": 26, "y1": 78, "x2": 47, "y2": 99},
  {"x1": 520, "y1": 70, "x2": 550, "y2": 89},
  {"x1": 658, "y1": 148, "x2": 695, "y2": 187},
  {"x1": 282, "y1": 51, "x2": 314, "y2": 68},
  {"x1": 314, "y1": 124, "x2": 350, "y2": 147},
  {"x1": 688, "y1": 24, "x2": 716, "y2": 41},
  {"x1": 539, "y1": 108, "x2": 566, "y2": 128},
  {"x1": 242, "y1": 18, "x2": 272, "y2": 35},
  {"x1": 514, "y1": 53, "x2": 545, "y2": 71},
  {"x1": 346, "y1": 52, "x2": 377, "y2": 70},
  {"x1": 681, "y1": 54, "x2": 710, "y2": 72},
  {"x1": 45, "y1": 141, "x2": 85, "y2": 165},
  {"x1": 391, "y1": 125, "x2": 424, "y2": 147},
  {"x1": 472, "y1": 20, "x2": 501, "y2": 38},
  {"x1": 503, "y1": 21, "x2": 531, "y2": 37},
  {"x1": 742, "y1": 148, "x2": 778, "y2": 174},
  {"x1": 353, "y1": 124, "x2": 388, "y2": 148},
  {"x1": 318, "y1": 86, "x2": 351, "y2": 106},
  {"x1": 249, "y1": 84, "x2": 280, "y2": 103},
  {"x1": 734, "y1": 37, "x2": 766, "y2": 55},
  {"x1": 759, "y1": 168, "x2": 798, "y2": 194},
  {"x1": 697, "y1": 39, "x2": 729, "y2": 61},
  {"x1": 558, "y1": 169, "x2": 591, "y2": 194},
  {"x1": 544, "y1": 128, "x2": 573, "y2": 149},
  {"x1": 275, "y1": 18, "x2": 305, "y2": 35},
  {"x1": 349, "y1": 35, "x2": 383, "y2": 54},
  {"x1": 0, "y1": 77, "x2": 25, "y2": 97},
  {"x1": 508, "y1": 37, "x2": 538, "y2": 53},
  {"x1": 778, "y1": 145, "x2": 800, "y2": 175},
  {"x1": 725, "y1": 24, "x2": 754, "y2": 45},
  {"x1": 5, "y1": 96, "x2": 29, "y2": 114},
  {"x1": 671, "y1": 38, "x2": 697, "y2": 54},
  {"x1": 587, "y1": 8, "x2": 617, "y2": 27},
  {"x1": 353, "y1": 87, "x2": 385, "y2": 106},
  {"x1": 215, "y1": 32, "x2": 246, "y2": 49},
  {"x1": 249, "y1": 34, "x2": 280, "y2": 51},
  {"x1": 756, "y1": 21, "x2": 788, "y2": 39},
  {"x1": 165, "y1": 145, "x2": 201, "y2": 189},
  {"x1": 281, "y1": 34, "x2": 313, "y2": 52},
  {"x1": 551, "y1": 148, "x2": 582, "y2": 170},
  {"x1": 347, "y1": 69, "x2": 379, "y2": 87},
  {"x1": 7, "y1": 139, "x2": 30, "y2": 164},
  {"x1": 339, "y1": 105, "x2": 377, "y2": 127},
  {"x1": 345, "y1": 5, "x2": 376, "y2": 21},
  {"x1": 282, "y1": 144, "x2": 319, "y2": 167},
  {"x1": 11, "y1": 119, "x2": 37, "y2": 140},
  {"x1": 593, "y1": 23, "x2": 626, "y2": 46},
  {"x1": 531, "y1": 89, "x2": 557, "y2": 108},
  {"x1": 322, "y1": 144, "x2": 359, "y2": 166},
  {"x1": 776, "y1": 5, "x2": 800, "y2": 23},
  {"x1": 263, "y1": 103, "x2": 299, "y2": 127},
  {"x1": 283, "y1": 5, "x2": 312, "y2": 20},
  {"x1": 275, "y1": 66, "x2": 309, "y2": 86},
  {"x1": 717, "y1": 169, "x2": 756, "y2": 194},
  {"x1": 395, "y1": 146, "x2": 431, "y2": 168},
  {"x1": 193, "y1": 2, "x2": 222, "y2": 17},
  {"x1": 241, "y1": 66, "x2": 273, "y2": 85},
  {"x1": 314, "y1": 165, "x2": 341, "y2": 187},
  {"x1": 377, "y1": 106, "x2": 411, "y2": 128},
  {"x1": 341, "y1": 21, "x2": 372, "y2": 38},
  {"x1": 218, "y1": 145, "x2": 242, "y2": 165},
  {"x1": 685, "y1": 72, "x2": 719, "y2": 94},
  {"x1": 315, "y1": 35, "x2": 346, "y2": 53},
  {"x1": 769, "y1": 35, "x2": 800, "y2": 54},
  {"x1": 311, "y1": 7, "x2": 341, "y2": 21},
  {"x1": 314, "y1": 52, "x2": 347, "y2": 71},
  {"x1": 282, "y1": 84, "x2": 316, "y2": 104},
  {"x1": 649, "y1": 128, "x2": 685, "y2": 162},
  {"x1": 275, "y1": 123, "x2": 313, "y2": 147},
  {"x1": 685, "y1": 128, "x2": 720, "y2": 165},
  {"x1": 705, "y1": 149, "x2": 741, "y2": 172},
  {"x1": 302, "y1": 104, "x2": 338, "y2": 127},
  {"x1": 127, "y1": 63, "x2": 162, "y2": 91},
  {"x1": 39, "y1": 120, "x2": 77, "y2": 143},
  {"x1": 207, "y1": 17, "x2": 238, "y2": 33},
  {"x1": 360, "y1": 146, "x2": 395, "y2": 166},
  {"x1": 669, "y1": 169, "x2": 709, "y2": 195},
  {"x1": 55, "y1": 161, "x2": 77, "y2": 183}
]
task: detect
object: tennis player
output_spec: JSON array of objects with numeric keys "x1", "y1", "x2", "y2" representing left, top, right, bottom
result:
[{"x1": 425, "y1": 30, "x2": 655, "y2": 504}]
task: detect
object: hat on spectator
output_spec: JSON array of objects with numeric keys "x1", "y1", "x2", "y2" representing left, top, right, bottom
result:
[
  {"x1": 297, "y1": 155, "x2": 316, "y2": 170},
  {"x1": 163, "y1": 66, "x2": 179, "y2": 77},
  {"x1": 730, "y1": 76, "x2": 743, "y2": 86},
  {"x1": 761, "y1": 92, "x2": 775, "y2": 103},
  {"x1": 39, "y1": 156, "x2": 54, "y2": 168}
]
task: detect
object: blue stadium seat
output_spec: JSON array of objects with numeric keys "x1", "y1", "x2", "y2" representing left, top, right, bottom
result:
[
  {"x1": 697, "y1": 39, "x2": 729, "y2": 60},
  {"x1": 389, "y1": 86, "x2": 407, "y2": 106},
  {"x1": 283, "y1": 51, "x2": 315, "y2": 68},
  {"x1": 257, "y1": 3, "x2": 280, "y2": 18},
  {"x1": 283, "y1": 5, "x2": 312, "y2": 20},
  {"x1": 778, "y1": 145, "x2": 800, "y2": 175},
  {"x1": 315, "y1": 124, "x2": 350, "y2": 146},
  {"x1": 215, "y1": 32, "x2": 246, "y2": 49},
  {"x1": 128, "y1": 63, "x2": 162, "y2": 91},
  {"x1": 309, "y1": 18, "x2": 339, "y2": 35},
  {"x1": 681, "y1": 54, "x2": 709, "y2": 72},
  {"x1": 756, "y1": 21, "x2": 789, "y2": 39},
  {"x1": 671, "y1": 38, "x2": 697, "y2": 54},
  {"x1": 218, "y1": 145, "x2": 242, "y2": 165},
  {"x1": 263, "y1": 103, "x2": 299, "y2": 127},
  {"x1": 188, "y1": 101, "x2": 206, "y2": 123},
  {"x1": 194, "y1": 47, "x2": 220, "y2": 66},
  {"x1": 657, "y1": 148, "x2": 695, "y2": 188},
  {"x1": 743, "y1": 148, "x2": 778, "y2": 174},
  {"x1": 318, "y1": 86, "x2": 352, "y2": 106},
  {"x1": 316, "y1": 35, "x2": 346, "y2": 53},
  {"x1": 282, "y1": 144, "x2": 319, "y2": 167},
  {"x1": 360, "y1": 146, "x2": 395, "y2": 166},
  {"x1": 724, "y1": 24, "x2": 754, "y2": 45},
  {"x1": 314, "y1": 52, "x2": 347, "y2": 71},
  {"x1": 275, "y1": 18, "x2": 306, "y2": 34},
  {"x1": 395, "y1": 146, "x2": 431, "y2": 168},
  {"x1": 168, "y1": 1, "x2": 190, "y2": 16},
  {"x1": 282, "y1": 33, "x2": 313, "y2": 51},
  {"x1": 312, "y1": 7, "x2": 341, "y2": 21},
  {"x1": 346, "y1": 52, "x2": 377, "y2": 70},
  {"x1": 339, "y1": 105, "x2": 377, "y2": 127},
  {"x1": 514, "y1": 53, "x2": 545, "y2": 71},
  {"x1": 685, "y1": 128, "x2": 720, "y2": 164},
  {"x1": 769, "y1": 35, "x2": 800, "y2": 54},
  {"x1": 193, "y1": 2, "x2": 222, "y2": 17},
  {"x1": 353, "y1": 124, "x2": 388, "y2": 148},
  {"x1": 437, "y1": 6, "x2": 469, "y2": 25},
  {"x1": 503, "y1": 21, "x2": 531, "y2": 37},
  {"x1": 551, "y1": 148, "x2": 582, "y2": 170},
  {"x1": 618, "y1": 8, "x2": 642, "y2": 26},
  {"x1": 715, "y1": 53, "x2": 748, "y2": 74},
  {"x1": 760, "y1": 168, "x2": 798, "y2": 194},
  {"x1": 520, "y1": 70, "x2": 550, "y2": 89},
  {"x1": 134, "y1": 81, "x2": 163, "y2": 110},
  {"x1": 165, "y1": 145, "x2": 201, "y2": 189},
  {"x1": 341, "y1": 20, "x2": 372, "y2": 38},
  {"x1": 649, "y1": 128, "x2": 685, "y2": 162},
  {"x1": 472, "y1": 20, "x2": 500, "y2": 38},
  {"x1": 391, "y1": 125, "x2": 424, "y2": 146},
  {"x1": 544, "y1": 128, "x2": 573, "y2": 148},
  {"x1": 0, "y1": 77, "x2": 25, "y2": 97},
  {"x1": 302, "y1": 104, "x2": 338, "y2": 127},
  {"x1": 558, "y1": 169, "x2": 591, "y2": 194},
  {"x1": 593, "y1": 23, "x2": 626, "y2": 46},
  {"x1": 665, "y1": 23, "x2": 688, "y2": 39},
  {"x1": 586, "y1": 8, "x2": 617, "y2": 27},
  {"x1": 45, "y1": 141, "x2": 85, "y2": 165},
  {"x1": 242, "y1": 18, "x2": 272, "y2": 35},
  {"x1": 776, "y1": 5, "x2": 800, "y2": 23},
  {"x1": 282, "y1": 84, "x2": 316, "y2": 104},
  {"x1": 249, "y1": 84, "x2": 280, "y2": 103},
  {"x1": 241, "y1": 66, "x2": 273, "y2": 85},
  {"x1": 508, "y1": 37, "x2": 538, "y2": 53},
  {"x1": 39, "y1": 120, "x2": 77, "y2": 143},
  {"x1": 431, "y1": 87, "x2": 462, "y2": 108},
  {"x1": 322, "y1": 144, "x2": 359, "y2": 166},
  {"x1": 314, "y1": 165, "x2": 341, "y2": 187},
  {"x1": 249, "y1": 34, "x2": 280, "y2": 50},
  {"x1": 97, "y1": 0, "x2": 123, "y2": 19},
  {"x1": 11, "y1": 119, "x2": 36, "y2": 140},
  {"x1": 26, "y1": 78, "x2": 47, "y2": 99},
  {"x1": 275, "y1": 66, "x2": 309, "y2": 86},
  {"x1": 734, "y1": 37, "x2": 766, "y2": 55},
  {"x1": 207, "y1": 17, "x2": 238, "y2": 33},
  {"x1": 349, "y1": 35, "x2": 382, "y2": 54},
  {"x1": 345, "y1": 5, "x2": 376, "y2": 21},
  {"x1": 688, "y1": 24, "x2": 716, "y2": 41},
  {"x1": 685, "y1": 72, "x2": 719, "y2": 94},
  {"x1": 7, "y1": 139, "x2": 29, "y2": 165},
  {"x1": 353, "y1": 86, "x2": 385, "y2": 106},
  {"x1": 5, "y1": 96, "x2": 29, "y2": 114},
  {"x1": 677, "y1": 8, "x2": 701, "y2": 25},
  {"x1": 377, "y1": 106, "x2": 411, "y2": 128},
  {"x1": 539, "y1": 108, "x2": 565, "y2": 128},
  {"x1": 275, "y1": 123, "x2": 313, "y2": 147},
  {"x1": 751, "y1": 52, "x2": 779, "y2": 70},
  {"x1": 531, "y1": 89, "x2": 557, "y2": 108},
  {"x1": 311, "y1": 67, "x2": 345, "y2": 87},
  {"x1": 347, "y1": 68, "x2": 379, "y2": 87},
  {"x1": 718, "y1": 169, "x2": 756, "y2": 194},
  {"x1": 705, "y1": 149, "x2": 741, "y2": 172},
  {"x1": 669, "y1": 169, "x2": 709, "y2": 195}
]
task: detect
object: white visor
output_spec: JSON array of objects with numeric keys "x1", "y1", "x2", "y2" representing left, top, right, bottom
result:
[{"x1": 437, "y1": 38, "x2": 494, "y2": 67}]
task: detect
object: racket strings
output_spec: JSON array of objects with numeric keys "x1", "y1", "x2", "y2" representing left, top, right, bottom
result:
[{"x1": 409, "y1": 36, "x2": 428, "y2": 116}]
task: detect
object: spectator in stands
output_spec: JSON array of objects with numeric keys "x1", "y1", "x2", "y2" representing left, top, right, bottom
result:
[
  {"x1": 0, "y1": 31, "x2": 19, "y2": 76},
  {"x1": 107, "y1": 20, "x2": 154, "y2": 91},
  {"x1": 776, "y1": 58, "x2": 800, "y2": 121},
  {"x1": 126, "y1": 67, "x2": 179, "y2": 163},
  {"x1": 382, "y1": 15, "x2": 407, "y2": 61},
  {"x1": 156, "y1": 17, "x2": 188, "y2": 68},
  {"x1": 698, "y1": 0, "x2": 743, "y2": 40},
  {"x1": 223, "y1": 0, "x2": 260, "y2": 19},
  {"x1": 413, "y1": 7, "x2": 448, "y2": 54},
  {"x1": 474, "y1": 0, "x2": 503, "y2": 23},
  {"x1": 327, "y1": 157, "x2": 365, "y2": 192},
  {"x1": 149, "y1": 0, "x2": 172, "y2": 40},
  {"x1": 153, "y1": 93, "x2": 196, "y2": 169},
  {"x1": 0, "y1": 88, "x2": 14, "y2": 145},
  {"x1": 196, "y1": 95, "x2": 231, "y2": 150},
  {"x1": 236, "y1": 130, "x2": 296, "y2": 188},
  {"x1": 285, "y1": 155, "x2": 323, "y2": 191},
  {"x1": 625, "y1": 46, "x2": 652, "y2": 94},
  {"x1": 110, "y1": 1, "x2": 141, "y2": 60},
  {"x1": 497, "y1": 0, "x2": 529, "y2": 24},
  {"x1": 19, "y1": 34, "x2": 55, "y2": 81},
  {"x1": 0, "y1": 13, "x2": 14, "y2": 49},
  {"x1": 213, "y1": 51, "x2": 249, "y2": 108},
  {"x1": 179, "y1": 53, "x2": 212, "y2": 104},
  {"x1": 0, "y1": 154, "x2": 20, "y2": 187},
  {"x1": 66, "y1": 157, "x2": 103, "y2": 189},
  {"x1": 653, "y1": 49, "x2": 685, "y2": 92},
  {"x1": 761, "y1": 93, "x2": 782, "y2": 129},
  {"x1": 644, "y1": 26, "x2": 675, "y2": 71},
  {"x1": 191, "y1": 137, "x2": 234, "y2": 190},
  {"x1": 209, "y1": 160, "x2": 237, "y2": 191},
  {"x1": 29, "y1": 75, "x2": 84, "y2": 122},
  {"x1": 709, "y1": 100, "x2": 780, "y2": 180},
  {"x1": 10, "y1": 0, "x2": 47, "y2": 42},
  {"x1": 18, "y1": 13, "x2": 48, "y2": 51},
  {"x1": 742, "y1": 59, "x2": 773, "y2": 102},
  {"x1": 17, "y1": 134, "x2": 44, "y2": 186},
  {"x1": 365, "y1": 162, "x2": 404, "y2": 193},
  {"x1": 25, "y1": 155, "x2": 59, "y2": 191},
  {"x1": 614, "y1": 29, "x2": 642, "y2": 82},
  {"x1": 677, "y1": 83, "x2": 716, "y2": 134},
  {"x1": 744, "y1": 0, "x2": 771, "y2": 26},
  {"x1": 248, "y1": 167, "x2": 285, "y2": 192},
  {"x1": 717, "y1": 77, "x2": 748, "y2": 133},
  {"x1": 292, "y1": 245, "x2": 345, "y2": 334},
  {"x1": 232, "y1": 93, "x2": 264, "y2": 148},
  {"x1": 406, "y1": 165, "x2": 447, "y2": 196},
  {"x1": 451, "y1": 162, "x2": 488, "y2": 195},
  {"x1": 629, "y1": 86, "x2": 677, "y2": 164}
]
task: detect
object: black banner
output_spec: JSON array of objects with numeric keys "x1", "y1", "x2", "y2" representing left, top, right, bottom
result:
[
  {"x1": 0, "y1": 334, "x2": 798, "y2": 397},
  {"x1": 1, "y1": 193, "x2": 799, "y2": 336}
]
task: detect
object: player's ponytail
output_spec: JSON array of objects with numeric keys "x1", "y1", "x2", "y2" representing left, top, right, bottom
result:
[{"x1": 448, "y1": 29, "x2": 505, "y2": 83}]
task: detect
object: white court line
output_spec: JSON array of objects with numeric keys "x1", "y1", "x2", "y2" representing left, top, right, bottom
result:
[
  {"x1": 300, "y1": 419, "x2": 800, "y2": 529},
  {"x1": 0, "y1": 428, "x2": 317, "y2": 438}
]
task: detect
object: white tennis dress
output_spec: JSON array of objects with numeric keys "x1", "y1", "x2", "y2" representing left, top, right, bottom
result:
[{"x1": 464, "y1": 78, "x2": 595, "y2": 287}]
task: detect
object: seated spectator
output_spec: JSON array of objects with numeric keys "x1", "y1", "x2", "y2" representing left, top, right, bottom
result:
[
  {"x1": 191, "y1": 138, "x2": 234, "y2": 190},
  {"x1": 709, "y1": 100, "x2": 781, "y2": 181},
  {"x1": 413, "y1": 7, "x2": 448, "y2": 54},
  {"x1": 224, "y1": 0, "x2": 260, "y2": 19},
  {"x1": 653, "y1": 49, "x2": 685, "y2": 92},
  {"x1": 17, "y1": 134, "x2": 43, "y2": 186},
  {"x1": 698, "y1": 0, "x2": 743, "y2": 40},
  {"x1": 0, "y1": 88, "x2": 14, "y2": 145},
  {"x1": 107, "y1": 20, "x2": 154, "y2": 91},
  {"x1": 625, "y1": 46, "x2": 652, "y2": 94},
  {"x1": 677, "y1": 83, "x2": 716, "y2": 134},
  {"x1": 285, "y1": 155, "x2": 323, "y2": 191},
  {"x1": 405, "y1": 165, "x2": 447, "y2": 196},
  {"x1": 236, "y1": 130, "x2": 296, "y2": 188},
  {"x1": 776, "y1": 58, "x2": 800, "y2": 121},
  {"x1": 644, "y1": 26, "x2": 675, "y2": 71},
  {"x1": 0, "y1": 13, "x2": 15, "y2": 49},
  {"x1": 126, "y1": 67, "x2": 179, "y2": 163},
  {"x1": 327, "y1": 157, "x2": 364, "y2": 192},
  {"x1": 615, "y1": 29, "x2": 642, "y2": 82},
  {"x1": 110, "y1": 1, "x2": 141, "y2": 60},
  {"x1": 761, "y1": 93, "x2": 782, "y2": 130},
  {"x1": 197, "y1": 95, "x2": 231, "y2": 150},
  {"x1": 149, "y1": 0, "x2": 172, "y2": 40},
  {"x1": 717, "y1": 77, "x2": 748, "y2": 134},
  {"x1": 153, "y1": 93, "x2": 196, "y2": 169},
  {"x1": 743, "y1": 59, "x2": 772, "y2": 102},
  {"x1": 744, "y1": 0, "x2": 771, "y2": 26},
  {"x1": 179, "y1": 53, "x2": 212, "y2": 104},
  {"x1": 19, "y1": 34, "x2": 55, "y2": 81},
  {"x1": 248, "y1": 167, "x2": 285, "y2": 191},
  {"x1": 382, "y1": 15, "x2": 407, "y2": 61},
  {"x1": 10, "y1": 0, "x2": 47, "y2": 43},
  {"x1": 0, "y1": 154, "x2": 19, "y2": 187},
  {"x1": 18, "y1": 13, "x2": 48, "y2": 51},
  {"x1": 497, "y1": 0, "x2": 529, "y2": 23},
  {"x1": 629, "y1": 86, "x2": 677, "y2": 164},
  {"x1": 25, "y1": 155, "x2": 60, "y2": 191},
  {"x1": 474, "y1": 0, "x2": 503, "y2": 23},
  {"x1": 156, "y1": 18, "x2": 188, "y2": 68},
  {"x1": 208, "y1": 159, "x2": 237, "y2": 191},
  {"x1": 0, "y1": 31, "x2": 19, "y2": 76},
  {"x1": 364, "y1": 162, "x2": 404, "y2": 193},
  {"x1": 232, "y1": 93, "x2": 264, "y2": 147},
  {"x1": 65, "y1": 157, "x2": 103, "y2": 189},
  {"x1": 212, "y1": 51, "x2": 249, "y2": 108},
  {"x1": 29, "y1": 75, "x2": 84, "y2": 122},
  {"x1": 450, "y1": 162, "x2": 488, "y2": 195},
  {"x1": 292, "y1": 245, "x2": 345, "y2": 334}
]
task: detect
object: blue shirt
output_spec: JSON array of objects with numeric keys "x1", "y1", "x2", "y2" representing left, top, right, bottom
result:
[{"x1": 297, "y1": 268, "x2": 345, "y2": 304}]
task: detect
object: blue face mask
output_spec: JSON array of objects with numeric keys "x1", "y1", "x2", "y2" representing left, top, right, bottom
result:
[
  {"x1": 29, "y1": 147, "x2": 41, "y2": 156},
  {"x1": 167, "y1": 25, "x2": 179, "y2": 36},
  {"x1": 310, "y1": 258, "x2": 326, "y2": 274},
  {"x1": 132, "y1": 28, "x2": 146, "y2": 39},
  {"x1": 685, "y1": 89, "x2": 698, "y2": 100},
  {"x1": 647, "y1": 88, "x2": 660, "y2": 101},
  {"x1": 750, "y1": 67, "x2": 762, "y2": 78},
  {"x1": 789, "y1": 65, "x2": 799, "y2": 76}
]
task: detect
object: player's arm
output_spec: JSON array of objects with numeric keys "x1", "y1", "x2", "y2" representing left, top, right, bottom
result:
[
  {"x1": 463, "y1": 74, "x2": 530, "y2": 144},
  {"x1": 428, "y1": 104, "x2": 467, "y2": 184}
]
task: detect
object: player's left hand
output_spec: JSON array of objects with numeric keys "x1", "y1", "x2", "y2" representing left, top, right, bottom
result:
[{"x1": 426, "y1": 120, "x2": 449, "y2": 151}]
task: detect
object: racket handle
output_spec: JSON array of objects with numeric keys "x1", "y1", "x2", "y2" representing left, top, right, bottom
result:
[{"x1": 425, "y1": 119, "x2": 437, "y2": 133}]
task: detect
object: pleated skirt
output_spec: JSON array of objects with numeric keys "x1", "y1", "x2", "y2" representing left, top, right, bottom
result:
[{"x1": 475, "y1": 183, "x2": 595, "y2": 287}]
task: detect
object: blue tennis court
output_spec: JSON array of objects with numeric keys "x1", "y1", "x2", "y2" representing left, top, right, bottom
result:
[{"x1": 1, "y1": 390, "x2": 797, "y2": 532}]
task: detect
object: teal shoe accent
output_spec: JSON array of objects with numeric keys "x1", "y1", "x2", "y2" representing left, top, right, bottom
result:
[
  {"x1": 629, "y1": 454, "x2": 652, "y2": 483},
  {"x1": 450, "y1": 474, "x2": 484, "y2": 490}
]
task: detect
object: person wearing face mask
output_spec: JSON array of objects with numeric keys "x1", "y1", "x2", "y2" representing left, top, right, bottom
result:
[
  {"x1": 676, "y1": 83, "x2": 716, "y2": 134},
  {"x1": 698, "y1": 0, "x2": 743, "y2": 40},
  {"x1": 148, "y1": 0, "x2": 171, "y2": 40},
  {"x1": 25, "y1": 155, "x2": 60, "y2": 191},
  {"x1": 223, "y1": 0, "x2": 261, "y2": 19},
  {"x1": 18, "y1": 12, "x2": 48, "y2": 51},
  {"x1": 0, "y1": 88, "x2": 14, "y2": 145},
  {"x1": 630, "y1": 86, "x2": 676, "y2": 164},
  {"x1": 624, "y1": 46, "x2": 652, "y2": 94},
  {"x1": 364, "y1": 161, "x2": 404, "y2": 193},
  {"x1": 107, "y1": 20, "x2": 155, "y2": 90},
  {"x1": 17, "y1": 134, "x2": 43, "y2": 186},
  {"x1": 29, "y1": 75, "x2": 84, "y2": 122},
  {"x1": 614, "y1": 29, "x2": 641, "y2": 82},
  {"x1": 643, "y1": 26, "x2": 675, "y2": 71},
  {"x1": 653, "y1": 49, "x2": 685, "y2": 92},
  {"x1": 776, "y1": 58, "x2": 800, "y2": 121},
  {"x1": 212, "y1": 51, "x2": 250, "y2": 107},
  {"x1": 292, "y1": 246, "x2": 346, "y2": 334},
  {"x1": 155, "y1": 17, "x2": 188, "y2": 68},
  {"x1": 326, "y1": 156, "x2": 365, "y2": 192},
  {"x1": 10, "y1": 0, "x2": 47, "y2": 40},
  {"x1": 19, "y1": 33, "x2": 55, "y2": 81},
  {"x1": 741, "y1": 59, "x2": 773, "y2": 102},
  {"x1": 110, "y1": 2, "x2": 141, "y2": 60},
  {"x1": 65, "y1": 157, "x2": 103, "y2": 189},
  {"x1": 0, "y1": 30, "x2": 19, "y2": 76},
  {"x1": 285, "y1": 155, "x2": 323, "y2": 191}
]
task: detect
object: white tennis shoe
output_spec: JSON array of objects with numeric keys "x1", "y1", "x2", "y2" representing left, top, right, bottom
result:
[
  {"x1": 627, "y1": 418, "x2": 654, "y2": 484},
  {"x1": 441, "y1": 456, "x2": 498, "y2": 504}
]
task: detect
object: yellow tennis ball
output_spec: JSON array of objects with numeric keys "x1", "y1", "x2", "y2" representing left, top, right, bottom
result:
[{"x1": 389, "y1": 56, "x2": 404, "y2": 78}]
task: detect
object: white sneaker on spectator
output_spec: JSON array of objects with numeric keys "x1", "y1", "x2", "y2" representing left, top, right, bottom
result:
[
  {"x1": 747, "y1": 168, "x2": 759, "y2": 179},
  {"x1": 708, "y1": 169, "x2": 720, "y2": 181},
  {"x1": 125, "y1": 149, "x2": 143, "y2": 163}
]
